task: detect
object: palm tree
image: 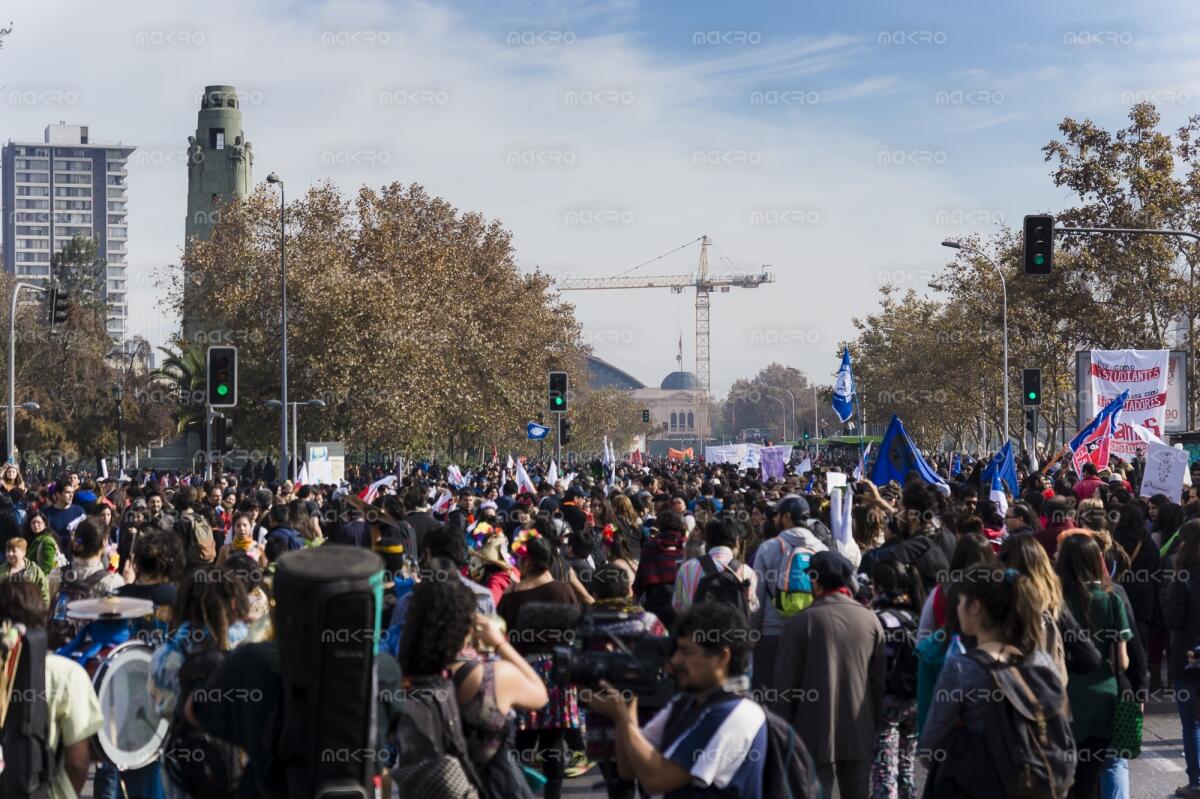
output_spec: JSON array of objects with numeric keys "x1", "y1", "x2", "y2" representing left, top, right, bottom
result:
[{"x1": 151, "y1": 343, "x2": 207, "y2": 437}]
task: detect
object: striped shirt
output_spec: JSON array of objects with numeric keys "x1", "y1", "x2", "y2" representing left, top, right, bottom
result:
[
  {"x1": 672, "y1": 546, "x2": 759, "y2": 614},
  {"x1": 643, "y1": 693, "x2": 767, "y2": 797}
]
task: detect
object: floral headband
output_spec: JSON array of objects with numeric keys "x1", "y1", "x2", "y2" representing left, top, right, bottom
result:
[{"x1": 513, "y1": 528, "x2": 541, "y2": 559}]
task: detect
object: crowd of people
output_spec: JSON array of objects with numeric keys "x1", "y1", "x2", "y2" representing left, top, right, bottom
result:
[{"x1": 1, "y1": 449, "x2": 1199, "y2": 799}]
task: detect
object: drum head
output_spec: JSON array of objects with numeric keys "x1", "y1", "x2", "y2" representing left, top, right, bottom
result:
[{"x1": 91, "y1": 641, "x2": 169, "y2": 770}]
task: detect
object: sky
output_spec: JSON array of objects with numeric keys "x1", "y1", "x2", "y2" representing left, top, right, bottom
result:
[{"x1": 3, "y1": 0, "x2": 1199, "y2": 396}]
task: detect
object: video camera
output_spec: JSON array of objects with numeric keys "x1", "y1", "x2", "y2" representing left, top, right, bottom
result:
[{"x1": 549, "y1": 609, "x2": 675, "y2": 709}]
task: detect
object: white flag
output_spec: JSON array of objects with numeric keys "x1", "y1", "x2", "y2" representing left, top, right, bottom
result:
[
  {"x1": 547, "y1": 460, "x2": 559, "y2": 485},
  {"x1": 796, "y1": 457, "x2": 813, "y2": 475},
  {"x1": 515, "y1": 458, "x2": 537, "y2": 494}
]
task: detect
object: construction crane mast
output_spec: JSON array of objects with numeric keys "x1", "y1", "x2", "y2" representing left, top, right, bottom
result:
[{"x1": 557, "y1": 236, "x2": 775, "y2": 441}]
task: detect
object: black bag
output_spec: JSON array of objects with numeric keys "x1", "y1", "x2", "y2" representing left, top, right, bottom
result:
[
  {"x1": 0, "y1": 627, "x2": 52, "y2": 799},
  {"x1": 163, "y1": 649, "x2": 245, "y2": 798},
  {"x1": 693, "y1": 555, "x2": 750, "y2": 618},
  {"x1": 952, "y1": 649, "x2": 1076, "y2": 799},
  {"x1": 760, "y1": 706, "x2": 821, "y2": 799},
  {"x1": 877, "y1": 607, "x2": 919, "y2": 698},
  {"x1": 392, "y1": 673, "x2": 481, "y2": 799},
  {"x1": 48, "y1": 568, "x2": 109, "y2": 649},
  {"x1": 274, "y1": 546, "x2": 386, "y2": 799}
]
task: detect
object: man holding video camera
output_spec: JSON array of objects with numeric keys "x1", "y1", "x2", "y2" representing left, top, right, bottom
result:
[{"x1": 587, "y1": 602, "x2": 767, "y2": 797}]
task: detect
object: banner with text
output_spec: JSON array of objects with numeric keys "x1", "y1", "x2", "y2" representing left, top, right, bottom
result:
[{"x1": 1089, "y1": 349, "x2": 1170, "y2": 461}]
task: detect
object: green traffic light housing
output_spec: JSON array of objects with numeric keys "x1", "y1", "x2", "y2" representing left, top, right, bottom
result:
[
  {"x1": 1022, "y1": 367, "x2": 1042, "y2": 407},
  {"x1": 207, "y1": 346, "x2": 238, "y2": 407}
]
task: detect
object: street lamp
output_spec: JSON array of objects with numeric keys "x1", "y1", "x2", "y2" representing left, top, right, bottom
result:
[
  {"x1": 266, "y1": 398, "x2": 325, "y2": 479},
  {"x1": 942, "y1": 240, "x2": 1009, "y2": 445},
  {"x1": 266, "y1": 172, "x2": 289, "y2": 478},
  {"x1": 111, "y1": 383, "x2": 125, "y2": 475},
  {"x1": 7, "y1": 281, "x2": 47, "y2": 463}
]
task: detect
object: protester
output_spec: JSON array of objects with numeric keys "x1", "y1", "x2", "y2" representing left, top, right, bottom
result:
[
  {"x1": 633, "y1": 509, "x2": 687, "y2": 630},
  {"x1": 1163, "y1": 519, "x2": 1200, "y2": 797},
  {"x1": 773, "y1": 550, "x2": 883, "y2": 799},
  {"x1": 0, "y1": 534, "x2": 50, "y2": 603},
  {"x1": 1, "y1": 581, "x2": 105, "y2": 799},
  {"x1": 498, "y1": 532, "x2": 581, "y2": 799},
  {"x1": 673, "y1": 516, "x2": 758, "y2": 615},
  {"x1": 1056, "y1": 532, "x2": 1132, "y2": 798}
]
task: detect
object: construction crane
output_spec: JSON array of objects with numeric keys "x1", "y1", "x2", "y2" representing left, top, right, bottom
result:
[{"x1": 557, "y1": 235, "x2": 775, "y2": 440}]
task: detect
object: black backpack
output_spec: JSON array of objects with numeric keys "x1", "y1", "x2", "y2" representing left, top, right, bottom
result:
[
  {"x1": 163, "y1": 648, "x2": 245, "y2": 798},
  {"x1": 941, "y1": 649, "x2": 1076, "y2": 799},
  {"x1": 693, "y1": 554, "x2": 750, "y2": 618},
  {"x1": 392, "y1": 673, "x2": 482, "y2": 798},
  {"x1": 876, "y1": 607, "x2": 919, "y2": 699},
  {"x1": 0, "y1": 626, "x2": 52, "y2": 799},
  {"x1": 760, "y1": 706, "x2": 821, "y2": 799},
  {"x1": 47, "y1": 568, "x2": 109, "y2": 649}
]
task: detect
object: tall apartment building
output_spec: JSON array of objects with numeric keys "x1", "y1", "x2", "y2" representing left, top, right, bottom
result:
[{"x1": 2, "y1": 123, "x2": 135, "y2": 339}]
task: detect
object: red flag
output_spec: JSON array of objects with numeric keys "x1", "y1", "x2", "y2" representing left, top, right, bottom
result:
[
  {"x1": 631, "y1": 449, "x2": 642, "y2": 466},
  {"x1": 1072, "y1": 414, "x2": 1114, "y2": 473}
]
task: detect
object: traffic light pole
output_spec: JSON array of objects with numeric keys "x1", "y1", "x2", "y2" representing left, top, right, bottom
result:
[
  {"x1": 7, "y1": 282, "x2": 44, "y2": 464},
  {"x1": 554, "y1": 411, "x2": 562, "y2": 466}
]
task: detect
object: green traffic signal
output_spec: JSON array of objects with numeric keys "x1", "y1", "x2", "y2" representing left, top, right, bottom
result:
[
  {"x1": 1034, "y1": 254, "x2": 1045, "y2": 266},
  {"x1": 1027, "y1": 391, "x2": 1037, "y2": 400},
  {"x1": 217, "y1": 384, "x2": 230, "y2": 396}
]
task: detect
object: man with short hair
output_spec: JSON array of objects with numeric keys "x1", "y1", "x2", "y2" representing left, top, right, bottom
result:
[
  {"x1": 1074, "y1": 462, "x2": 1106, "y2": 502},
  {"x1": 773, "y1": 551, "x2": 885, "y2": 799},
  {"x1": 587, "y1": 602, "x2": 768, "y2": 797},
  {"x1": 43, "y1": 483, "x2": 85, "y2": 551}
]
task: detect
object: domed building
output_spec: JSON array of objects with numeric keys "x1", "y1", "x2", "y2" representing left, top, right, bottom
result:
[{"x1": 585, "y1": 355, "x2": 706, "y2": 450}]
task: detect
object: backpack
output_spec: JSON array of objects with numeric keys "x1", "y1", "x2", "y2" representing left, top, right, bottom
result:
[
  {"x1": 953, "y1": 649, "x2": 1076, "y2": 799},
  {"x1": 760, "y1": 705, "x2": 821, "y2": 799},
  {"x1": 694, "y1": 555, "x2": 750, "y2": 619},
  {"x1": 392, "y1": 673, "x2": 481, "y2": 799},
  {"x1": 875, "y1": 607, "x2": 919, "y2": 698},
  {"x1": 163, "y1": 648, "x2": 245, "y2": 798},
  {"x1": 47, "y1": 567, "x2": 110, "y2": 649},
  {"x1": 771, "y1": 538, "x2": 820, "y2": 618},
  {"x1": 177, "y1": 512, "x2": 217, "y2": 565},
  {"x1": 0, "y1": 626, "x2": 52, "y2": 798}
]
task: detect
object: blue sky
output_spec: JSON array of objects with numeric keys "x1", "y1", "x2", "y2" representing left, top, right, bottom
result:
[{"x1": 2, "y1": 0, "x2": 1198, "y2": 394}]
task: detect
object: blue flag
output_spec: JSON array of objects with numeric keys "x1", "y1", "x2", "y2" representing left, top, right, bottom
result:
[
  {"x1": 980, "y1": 441, "x2": 1019, "y2": 496},
  {"x1": 871, "y1": 415, "x2": 949, "y2": 493},
  {"x1": 832, "y1": 349, "x2": 855, "y2": 423}
]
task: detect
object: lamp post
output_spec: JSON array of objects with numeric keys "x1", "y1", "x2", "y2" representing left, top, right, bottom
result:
[
  {"x1": 943, "y1": 240, "x2": 1009, "y2": 445},
  {"x1": 111, "y1": 384, "x2": 124, "y2": 474},
  {"x1": 266, "y1": 398, "x2": 326, "y2": 479},
  {"x1": 8, "y1": 282, "x2": 47, "y2": 463},
  {"x1": 266, "y1": 172, "x2": 289, "y2": 477}
]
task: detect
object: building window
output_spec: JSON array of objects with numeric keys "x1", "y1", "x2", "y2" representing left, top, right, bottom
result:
[
  {"x1": 210, "y1": 129, "x2": 225, "y2": 149},
  {"x1": 670, "y1": 412, "x2": 678, "y2": 429},
  {"x1": 687, "y1": 412, "x2": 695, "y2": 429}
]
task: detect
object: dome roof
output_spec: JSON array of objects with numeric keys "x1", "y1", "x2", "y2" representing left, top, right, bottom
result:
[{"x1": 660, "y1": 371, "x2": 700, "y2": 390}]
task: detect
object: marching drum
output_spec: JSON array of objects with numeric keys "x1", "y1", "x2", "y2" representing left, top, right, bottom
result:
[
  {"x1": 57, "y1": 596, "x2": 169, "y2": 770},
  {"x1": 90, "y1": 640, "x2": 169, "y2": 770}
]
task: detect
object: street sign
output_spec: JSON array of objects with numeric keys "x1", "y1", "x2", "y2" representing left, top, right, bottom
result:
[{"x1": 527, "y1": 421, "x2": 550, "y2": 440}]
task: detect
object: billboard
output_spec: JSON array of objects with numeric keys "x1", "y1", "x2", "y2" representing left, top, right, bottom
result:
[{"x1": 1076, "y1": 350, "x2": 1189, "y2": 436}]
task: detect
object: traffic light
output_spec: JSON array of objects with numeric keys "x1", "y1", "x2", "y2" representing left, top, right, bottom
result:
[
  {"x1": 46, "y1": 284, "x2": 68, "y2": 326},
  {"x1": 803, "y1": 427, "x2": 810, "y2": 441},
  {"x1": 1023, "y1": 214, "x2": 1054, "y2": 275},
  {"x1": 207, "y1": 346, "x2": 237, "y2": 407},
  {"x1": 642, "y1": 409, "x2": 650, "y2": 423},
  {"x1": 1022, "y1": 367, "x2": 1042, "y2": 407},
  {"x1": 211, "y1": 415, "x2": 229, "y2": 453},
  {"x1": 548, "y1": 371, "x2": 568, "y2": 412},
  {"x1": 560, "y1": 417, "x2": 573, "y2": 445},
  {"x1": 1025, "y1": 408, "x2": 1037, "y2": 435}
]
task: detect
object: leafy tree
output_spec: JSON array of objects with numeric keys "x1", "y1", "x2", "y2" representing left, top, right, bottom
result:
[
  {"x1": 49, "y1": 235, "x2": 106, "y2": 313},
  {"x1": 173, "y1": 181, "x2": 608, "y2": 458},
  {"x1": 148, "y1": 343, "x2": 207, "y2": 437}
]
